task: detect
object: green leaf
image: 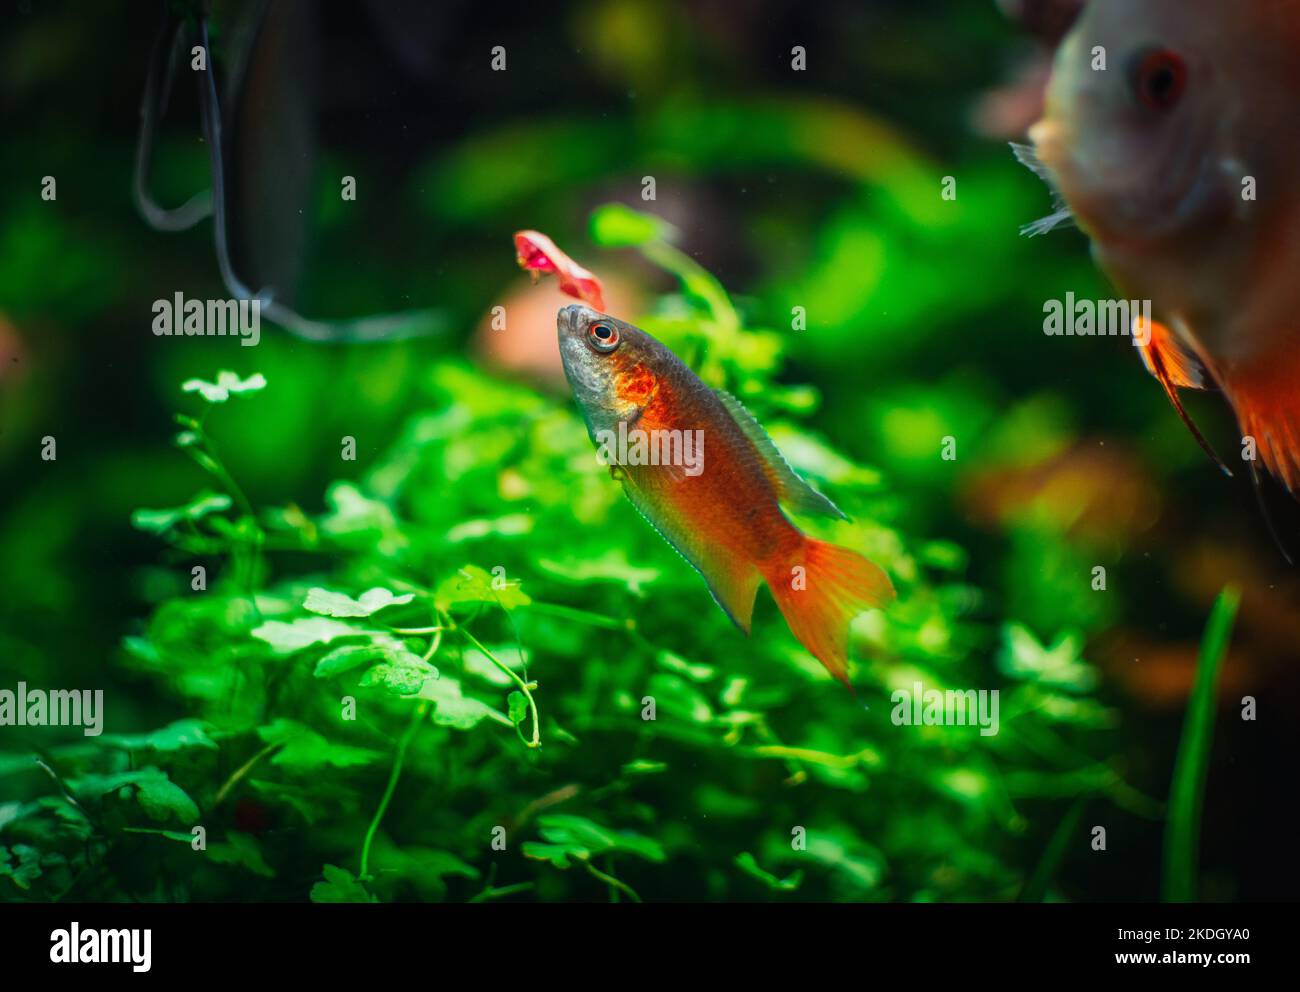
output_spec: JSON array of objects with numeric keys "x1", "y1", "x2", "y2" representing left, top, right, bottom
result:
[
  {"x1": 461, "y1": 644, "x2": 526, "y2": 686},
  {"x1": 647, "y1": 672, "x2": 714, "y2": 724},
  {"x1": 434, "y1": 565, "x2": 530, "y2": 612},
  {"x1": 131, "y1": 491, "x2": 232, "y2": 535},
  {"x1": 589, "y1": 203, "x2": 678, "y2": 247},
  {"x1": 132, "y1": 769, "x2": 200, "y2": 824},
  {"x1": 507, "y1": 691, "x2": 528, "y2": 726},
  {"x1": 103, "y1": 719, "x2": 218, "y2": 752},
  {"x1": 257, "y1": 719, "x2": 382, "y2": 771},
  {"x1": 0, "y1": 845, "x2": 42, "y2": 891},
  {"x1": 997, "y1": 624, "x2": 1096, "y2": 692},
  {"x1": 535, "y1": 548, "x2": 660, "y2": 594},
  {"x1": 0, "y1": 802, "x2": 25, "y2": 832},
  {"x1": 521, "y1": 841, "x2": 577, "y2": 869},
  {"x1": 1163, "y1": 588, "x2": 1240, "y2": 903},
  {"x1": 310, "y1": 864, "x2": 376, "y2": 903},
  {"x1": 621, "y1": 759, "x2": 667, "y2": 776},
  {"x1": 313, "y1": 643, "x2": 383, "y2": 679},
  {"x1": 656, "y1": 650, "x2": 715, "y2": 682},
  {"x1": 735, "y1": 852, "x2": 803, "y2": 892},
  {"x1": 311, "y1": 636, "x2": 421, "y2": 680},
  {"x1": 535, "y1": 814, "x2": 665, "y2": 862},
  {"x1": 303, "y1": 587, "x2": 415, "y2": 618},
  {"x1": 207, "y1": 831, "x2": 276, "y2": 878},
  {"x1": 415, "y1": 677, "x2": 510, "y2": 730},
  {"x1": 251, "y1": 617, "x2": 367, "y2": 655},
  {"x1": 181, "y1": 370, "x2": 267, "y2": 403},
  {"x1": 358, "y1": 651, "x2": 438, "y2": 695}
]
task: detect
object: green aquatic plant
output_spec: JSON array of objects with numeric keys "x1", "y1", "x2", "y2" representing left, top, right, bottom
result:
[{"x1": 0, "y1": 207, "x2": 1156, "y2": 903}]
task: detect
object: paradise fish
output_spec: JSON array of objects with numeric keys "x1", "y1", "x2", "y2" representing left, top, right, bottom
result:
[
  {"x1": 557, "y1": 303, "x2": 894, "y2": 687},
  {"x1": 1016, "y1": 0, "x2": 1300, "y2": 501}
]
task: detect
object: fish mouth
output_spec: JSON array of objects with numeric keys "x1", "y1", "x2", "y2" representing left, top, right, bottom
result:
[
  {"x1": 557, "y1": 303, "x2": 582, "y2": 338},
  {"x1": 557, "y1": 302, "x2": 603, "y2": 341},
  {"x1": 556, "y1": 306, "x2": 603, "y2": 397},
  {"x1": 1028, "y1": 107, "x2": 1224, "y2": 244}
]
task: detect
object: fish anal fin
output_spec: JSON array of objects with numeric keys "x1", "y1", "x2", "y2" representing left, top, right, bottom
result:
[
  {"x1": 617, "y1": 469, "x2": 759, "y2": 633},
  {"x1": 1134, "y1": 316, "x2": 1232, "y2": 478},
  {"x1": 704, "y1": 563, "x2": 762, "y2": 635},
  {"x1": 714, "y1": 390, "x2": 846, "y2": 520}
]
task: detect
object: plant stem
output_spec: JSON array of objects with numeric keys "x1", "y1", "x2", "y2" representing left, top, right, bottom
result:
[
  {"x1": 359, "y1": 700, "x2": 428, "y2": 881},
  {"x1": 527, "y1": 601, "x2": 633, "y2": 631},
  {"x1": 643, "y1": 241, "x2": 740, "y2": 331},
  {"x1": 583, "y1": 859, "x2": 640, "y2": 903},
  {"x1": 457, "y1": 623, "x2": 541, "y2": 749},
  {"x1": 210, "y1": 742, "x2": 281, "y2": 811}
]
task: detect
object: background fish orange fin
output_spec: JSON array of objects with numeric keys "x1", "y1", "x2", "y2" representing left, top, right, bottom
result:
[
  {"x1": 618, "y1": 473, "x2": 759, "y2": 633},
  {"x1": 713, "y1": 390, "x2": 847, "y2": 520},
  {"x1": 1221, "y1": 350, "x2": 1300, "y2": 495},
  {"x1": 1134, "y1": 316, "x2": 1209, "y2": 390},
  {"x1": 1134, "y1": 317, "x2": 1232, "y2": 478},
  {"x1": 762, "y1": 538, "x2": 895, "y2": 688}
]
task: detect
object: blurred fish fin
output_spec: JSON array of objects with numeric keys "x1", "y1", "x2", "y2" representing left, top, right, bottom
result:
[
  {"x1": 714, "y1": 390, "x2": 847, "y2": 519},
  {"x1": 1248, "y1": 458, "x2": 1296, "y2": 565},
  {"x1": 1011, "y1": 142, "x2": 1074, "y2": 237},
  {"x1": 1136, "y1": 316, "x2": 1233, "y2": 478},
  {"x1": 704, "y1": 565, "x2": 762, "y2": 635},
  {"x1": 764, "y1": 539, "x2": 895, "y2": 689},
  {"x1": 1010, "y1": 142, "x2": 1052, "y2": 181},
  {"x1": 1134, "y1": 316, "x2": 1210, "y2": 389},
  {"x1": 1021, "y1": 208, "x2": 1075, "y2": 238},
  {"x1": 1221, "y1": 348, "x2": 1300, "y2": 495}
]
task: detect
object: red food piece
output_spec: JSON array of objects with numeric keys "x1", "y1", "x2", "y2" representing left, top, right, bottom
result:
[{"x1": 513, "y1": 230, "x2": 606, "y2": 310}]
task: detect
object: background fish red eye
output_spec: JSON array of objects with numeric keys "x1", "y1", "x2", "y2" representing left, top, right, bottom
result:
[
  {"x1": 1132, "y1": 48, "x2": 1187, "y2": 111},
  {"x1": 588, "y1": 322, "x2": 619, "y2": 353}
]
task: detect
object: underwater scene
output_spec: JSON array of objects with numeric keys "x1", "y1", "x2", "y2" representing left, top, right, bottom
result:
[{"x1": 0, "y1": 0, "x2": 1296, "y2": 924}]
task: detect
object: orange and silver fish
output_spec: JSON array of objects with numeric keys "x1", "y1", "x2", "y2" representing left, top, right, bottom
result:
[
  {"x1": 1017, "y1": 0, "x2": 1300, "y2": 507},
  {"x1": 557, "y1": 303, "x2": 895, "y2": 687}
]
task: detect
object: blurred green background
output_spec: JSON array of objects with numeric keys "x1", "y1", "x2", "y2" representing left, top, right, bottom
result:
[{"x1": 1, "y1": 0, "x2": 1295, "y2": 902}]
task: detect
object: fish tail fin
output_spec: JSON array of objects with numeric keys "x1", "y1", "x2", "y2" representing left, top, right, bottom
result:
[
  {"x1": 764, "y1": 538, "x2": 895, "y2": 688},
  {"x1": 1220, "y1": 355, "x2": 1300, "y2": 494}
]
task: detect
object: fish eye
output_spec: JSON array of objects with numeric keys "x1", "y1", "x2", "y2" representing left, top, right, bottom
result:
[
  {"x1": 587, "y1": 322, "x2": 620, "y2": 353},
  {"x1": 1131, "y1": 48, "x2": 1187, "y2": 111}
]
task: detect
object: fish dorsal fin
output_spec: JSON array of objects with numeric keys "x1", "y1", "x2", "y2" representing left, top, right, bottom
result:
[{"x1": 713, "y1": 389, "x2": 847, "y2": 520}]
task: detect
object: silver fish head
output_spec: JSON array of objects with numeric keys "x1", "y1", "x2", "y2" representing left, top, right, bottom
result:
[
  {"x1": 1029, "y1": 0, "x2": 1238, "y2": 247},
  {"x1": 557, "y1": 304, "x2": 660, "y2": 438}
]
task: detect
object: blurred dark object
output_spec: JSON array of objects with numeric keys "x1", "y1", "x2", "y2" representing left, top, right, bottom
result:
[
  {"x1": 134, "y1": 0, "x2": 444, "y2": 342},
  {"x1": 974, "y1": 1, "x2": 1085, "y2": 137},
  {"x1": 995, "y1": 0, "x2": 1085, "y2": 44}
]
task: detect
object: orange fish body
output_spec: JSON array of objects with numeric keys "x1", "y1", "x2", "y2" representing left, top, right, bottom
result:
[
  {"x1": 1022, "y1": 0, "x2": 1300, "y2": 491},
  {"x1": 557, "y1": 304, "x2": 894, "y2": 685}
]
